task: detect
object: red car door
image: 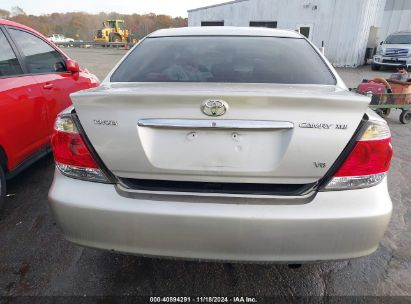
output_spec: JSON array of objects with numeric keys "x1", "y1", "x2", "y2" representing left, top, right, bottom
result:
[
  {"x1": 0, "y1": 28, "x2": 49, "y2": 171},
  {"x1": 35, "y1": 72, "x2": 95, "y2": 134},
  {"x1": 7, "y1": 27, "x2": 94, "y2": 134}
]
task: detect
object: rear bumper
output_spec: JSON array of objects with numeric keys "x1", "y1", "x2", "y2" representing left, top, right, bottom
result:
[{"x1": 49, "y1": 170, "x2": 392, "y2": 262}]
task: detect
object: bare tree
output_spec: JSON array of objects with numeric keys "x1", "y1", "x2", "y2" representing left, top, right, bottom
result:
[
  {"x1": 11, "y1": 6, "x2": 26, "y2": 17},
  {"x1": 7, "y1": 11, "x2": 187, "y2": 40},
  {"x1": 0, "y1": 9, "x2": 10, "y2": 19}
]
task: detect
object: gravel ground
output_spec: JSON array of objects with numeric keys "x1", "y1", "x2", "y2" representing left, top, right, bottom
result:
[{"x1": 0, "y1": 48, "x2": 409, "y2": 298}]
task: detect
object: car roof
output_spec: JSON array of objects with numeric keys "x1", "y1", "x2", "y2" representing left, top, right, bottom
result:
[
  {"x1": 0, "y1": 19, "x2": 70, "y2": 58},
  {"x1": 0, "y1": 19, "x2": 39, "y2": 32},
  {"x1": 149, "y1": 26, "x2": 302, "y2": 38},
  {"x1": 0, "y1": 19, "x2": 49, "y2": 39}
]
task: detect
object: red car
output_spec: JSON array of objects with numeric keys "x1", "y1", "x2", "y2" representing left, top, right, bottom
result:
[{"x1": 0, "y1": 20, "x2": 99, "y2": 208}]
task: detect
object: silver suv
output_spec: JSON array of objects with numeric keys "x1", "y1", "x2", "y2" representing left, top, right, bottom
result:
[
  {"x1": 49, "y1": 27, "x2": 393, "y2": 262},
  {"x1": 372, "y1": 31, "x2": 411, "y2": 70}
]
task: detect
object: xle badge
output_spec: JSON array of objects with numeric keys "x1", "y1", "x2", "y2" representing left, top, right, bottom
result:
[{"x1": 314, "y1": 162, "x2": 327, "y2": 168}]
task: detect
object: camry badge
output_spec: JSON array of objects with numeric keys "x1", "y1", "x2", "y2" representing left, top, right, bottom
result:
[
  {"x1": 201, "y1": 99, "x2": 228, "y2": 117},
  {"x1": 93, "y1": 119, "x2": 118, "y2": 126},
  {"x1": 299, "y1": 123, "x2": 348, "y2": 130}
]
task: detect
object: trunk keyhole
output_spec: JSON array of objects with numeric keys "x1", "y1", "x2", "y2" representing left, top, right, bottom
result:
[
  {"x1": 187, "y1": 132, "x2": 197, "y2": 141},
  {"x1": 232, "y1": 132, "x2": 240, "y2": 142}
]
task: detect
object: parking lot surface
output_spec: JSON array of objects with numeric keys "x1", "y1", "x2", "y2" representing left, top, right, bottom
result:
[{"x1": 0, "y1": 48, "x2": 410, "y2": 297}]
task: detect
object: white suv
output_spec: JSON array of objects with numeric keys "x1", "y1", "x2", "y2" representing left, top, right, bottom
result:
[
  {"x1": 372, "y1": 31, "x2": 411, "y2": 70},
  {"x1": 48, "y1": 34, "x2": 74, "y2": 44},
  {"x1": 49, "y1": 27, "x2": 393, "y2": 262}
]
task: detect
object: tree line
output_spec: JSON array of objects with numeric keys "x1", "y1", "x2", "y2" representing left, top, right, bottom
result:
[{"x1": 0, "y1": 7, "x2": 187, "y2": 40}]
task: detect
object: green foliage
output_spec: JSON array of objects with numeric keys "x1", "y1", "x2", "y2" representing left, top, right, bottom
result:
[{"x1": 2, "y1": 10, "x2": 187, "y2": 40}]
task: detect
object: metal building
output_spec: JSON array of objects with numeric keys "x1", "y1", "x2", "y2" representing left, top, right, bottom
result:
[{"x1": 188, "y1": 0, "x2": 411, "y2": 67}]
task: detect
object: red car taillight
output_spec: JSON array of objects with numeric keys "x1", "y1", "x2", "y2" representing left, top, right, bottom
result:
[
  {"x1": 51, "y1": 114, "x2": 109, "y2": 183},
  {"x1": 323, "y1": 120, "x2": 393, "y2": 190},
  {"x1": 52, "y1": 131, "x2": 99, "y2": 169},
  {"x1": 334, "y1": 138, "x2": 392, "y2": 177}
]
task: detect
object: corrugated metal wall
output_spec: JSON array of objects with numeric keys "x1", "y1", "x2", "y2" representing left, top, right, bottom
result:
[
  {"x1": 380, "y1": 0, "x2": 411, "y2": 41},
  {"x1": 188, "y1": 0, "x2": 387, "y2": 67}
]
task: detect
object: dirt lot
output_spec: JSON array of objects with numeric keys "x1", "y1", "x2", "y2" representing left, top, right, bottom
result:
[{"x1": 0, "y1": 48, "x2": 410, "y2": 298}]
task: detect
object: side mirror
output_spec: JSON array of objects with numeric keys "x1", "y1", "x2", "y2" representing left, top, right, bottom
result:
[
  {"x1": 379, "y1": 41, "x2": 383, "y2": 45},
  {"x1": 66, "y1": 59, "x2": 80, "y2": 73}
]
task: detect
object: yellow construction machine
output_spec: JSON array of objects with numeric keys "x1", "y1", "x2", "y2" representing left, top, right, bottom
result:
[{"x1": 94, "y1": 20, "x2": 137, "y2": 43}]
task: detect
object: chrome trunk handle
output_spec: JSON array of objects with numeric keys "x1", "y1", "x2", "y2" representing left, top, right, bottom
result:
[{"x1": 137, "y1": 119, "x2": 294, "y2": 130}]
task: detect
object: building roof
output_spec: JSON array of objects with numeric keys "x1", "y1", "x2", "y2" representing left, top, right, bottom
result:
[
  {"x1": 188, "y1": 0, "x2": 249, "y2": 13},
  {"x1": 149, "y1": 26, "x2": 302, "y2": 38}
]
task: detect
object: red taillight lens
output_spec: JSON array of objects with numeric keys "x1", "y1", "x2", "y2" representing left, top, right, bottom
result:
[
  {"x1": 51, "y1": 114, "x2": 108, "y2": 183},
  {"x1": 334, "y1": 138, "x2": 393, "y2": 177},
  {"x1": 51, "y1": 131, "x2": 99, "y2": 168},
  {"x1": 323, "y1": 121, "x2": 393, "y2": 191}
]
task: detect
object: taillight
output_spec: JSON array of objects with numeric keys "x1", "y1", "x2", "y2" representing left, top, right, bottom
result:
[
  {"x1": 51, "y1": 114, "x2": 109, "y2": 183},
  {"x1": 323, "y1": 120, "x2": 393, "y2": 191}
]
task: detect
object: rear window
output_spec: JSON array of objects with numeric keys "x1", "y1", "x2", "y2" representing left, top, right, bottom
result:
[{"x1": 111, "y1": 36, "x2": 336, "y2": 85}]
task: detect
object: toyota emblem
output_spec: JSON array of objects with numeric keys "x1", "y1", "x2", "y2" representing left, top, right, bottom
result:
[{"x1": 201, "y1": 99, "x2": 228, "y2": 116}]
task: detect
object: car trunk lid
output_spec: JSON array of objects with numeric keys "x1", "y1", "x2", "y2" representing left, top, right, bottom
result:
[{"x1": 71, "y1": 82, "x2": 370, "y2": 185}]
